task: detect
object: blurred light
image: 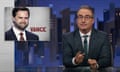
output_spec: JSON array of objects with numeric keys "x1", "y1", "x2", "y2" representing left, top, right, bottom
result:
[{"x1": 49, "y1": 4, "x2": 53, "y2": 8}]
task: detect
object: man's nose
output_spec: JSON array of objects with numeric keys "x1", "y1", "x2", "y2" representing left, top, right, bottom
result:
[
  {"x1": 22, "y1": 18, "x2": 26, "y2": 22},
  {"x1": 81, "y1": 17, "x2": 86, "y2": 22}
]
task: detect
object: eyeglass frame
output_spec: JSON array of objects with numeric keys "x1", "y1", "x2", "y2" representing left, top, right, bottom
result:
[{"x1": 77, "y1": 15, "x2": 94, "y2": 21}]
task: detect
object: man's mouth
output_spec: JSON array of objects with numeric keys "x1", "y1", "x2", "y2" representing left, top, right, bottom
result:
[{"x1": 80, "y1": 24, "x2": 87, "y2": 26}]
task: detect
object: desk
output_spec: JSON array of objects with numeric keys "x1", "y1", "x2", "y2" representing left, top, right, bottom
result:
[
  {"x1": 15, "y1": 66, "x2": 120, "y2": 72},
  {"x1": 64, "y1": 67, "x2": 120, "y2": 72}
]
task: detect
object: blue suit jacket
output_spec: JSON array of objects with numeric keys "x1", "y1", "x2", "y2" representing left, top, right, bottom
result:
[
  {"x1": 5, "y1": 28, "x2": 39, "y2": 41},
  {"x1": 63, "y1": 28, "x2": 112, "y2": 69}
]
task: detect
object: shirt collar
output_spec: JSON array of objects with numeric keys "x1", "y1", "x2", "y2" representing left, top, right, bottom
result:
[
  {"x1": 79, "y1": 30, "x2": 92, "y2": 37},
  {"x1": 12, "y1": 26, "x2": 26, "y2": 37},
  {"x1": 13, "y1": 26, "x2": 25, "y2": 33}
]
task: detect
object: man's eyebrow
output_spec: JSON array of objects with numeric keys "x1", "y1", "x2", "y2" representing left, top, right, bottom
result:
[
  {"x1": 85, "y1": 15, "x2": 92, "y2": 16},
  {"x1": 19, "y1": 17, "x2": 23, "y2": 18},
  {"x1": 78, "y1": 15, "x2": 83, "y2": 16}
]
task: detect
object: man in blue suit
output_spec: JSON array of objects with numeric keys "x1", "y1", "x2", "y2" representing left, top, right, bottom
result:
[
  {"x1": 5, "y1": 7, "x2": 39, "y2": 41},
  {"x1": 63, "y1": 5, "x2": 112, "y2": 71}
]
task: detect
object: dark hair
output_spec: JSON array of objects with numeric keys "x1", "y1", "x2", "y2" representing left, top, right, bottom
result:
[
  {"x1": 77, "y1": 5, "x2": 95, "y2": 17},
  {"x1": 12, "y1": 7, "x2": 30, "y2": 17}
]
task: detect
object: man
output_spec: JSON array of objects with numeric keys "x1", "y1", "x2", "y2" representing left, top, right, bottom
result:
[
  {"x1": 63, "y1": 5, "x2": 112, "y2": 70},
  {"x1": 5, "y1": 7, "x2": 39, "y2": 41}
]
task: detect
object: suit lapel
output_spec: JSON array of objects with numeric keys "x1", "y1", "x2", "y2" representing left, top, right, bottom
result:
[
  {"x1": 11, "y1": 28, "x2": 17, "y2": 40},
  {"x1": 88, "y1": 29, "x2": 97, "y2": 58},
  {"x1": 25, "y1": 31, "x2": 29, "y2": 40},
  {"x1": 74, "y1": 30, "x2": 84, "y2": 53}
]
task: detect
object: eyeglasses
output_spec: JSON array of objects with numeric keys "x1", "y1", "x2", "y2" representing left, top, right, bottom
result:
[{"x1": 77, "y1": 15, "x2": 94, "y2": 21}]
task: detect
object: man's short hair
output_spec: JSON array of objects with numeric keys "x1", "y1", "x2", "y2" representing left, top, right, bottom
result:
[
  {"x1": 77, "y1": 5, "x2": 95, "y2": 16},
  {"x1": 12, "y1": 7, "x2": 30, "y2": 17}
]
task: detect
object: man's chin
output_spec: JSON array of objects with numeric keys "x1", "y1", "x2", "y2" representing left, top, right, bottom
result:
[
  {"x1": 19, "y1": 28, "x2": 25, "y2": 31},
  {"x1": 18, "y1": 25, "x2": 28, "y2": 31},
  {"x1": 80, "y1": 28, "x2": 87, "y2": 30},
  {"x1": 16, "y1": 26, "x2": 26, "y2": 31}
]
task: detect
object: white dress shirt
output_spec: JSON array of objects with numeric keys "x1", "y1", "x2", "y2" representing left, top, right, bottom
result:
[
  {"x1": 72, "y1": 30, "x2": 92, "y2": 65},
  {"x1": 79, "y1": 30, "x2": 91, "y2": 53},
  {"x1": 13, "y1": 26, "x2": 27, "y2": 41}
]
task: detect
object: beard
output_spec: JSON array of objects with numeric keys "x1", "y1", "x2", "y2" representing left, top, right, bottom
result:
[{"x1": 13, "y1": 21, "x2": 28, "y2": 31}]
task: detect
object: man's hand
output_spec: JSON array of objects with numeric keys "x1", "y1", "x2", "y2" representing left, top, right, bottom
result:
[
  {"x1": 88, "y1": 59, "x2": 98, "y2": 70},
  {"x1": 74, "y1": 51, "x2": 85, "y2": 64}
]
